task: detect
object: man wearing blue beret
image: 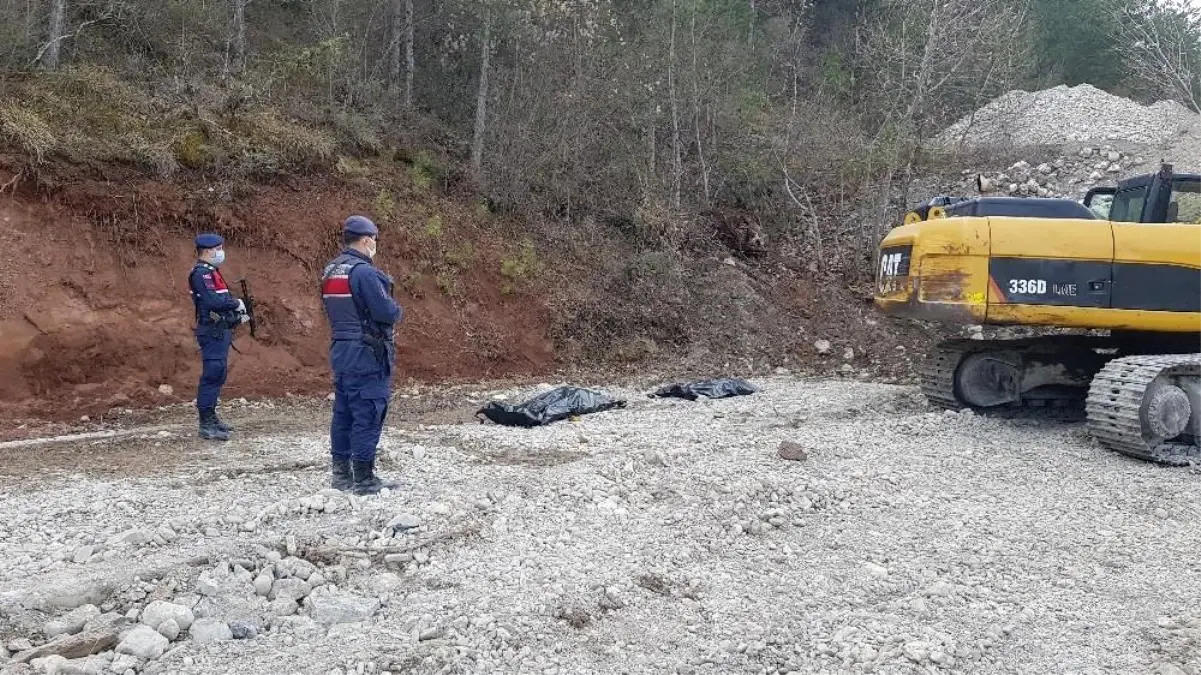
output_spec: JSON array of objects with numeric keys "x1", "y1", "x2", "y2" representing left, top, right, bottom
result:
[
  {"x1": 189, "y1": 233, "x2": 249, "y2": 441},
  {"x1": 320, "y1": 215, "x2": 404, "y2": 494}
]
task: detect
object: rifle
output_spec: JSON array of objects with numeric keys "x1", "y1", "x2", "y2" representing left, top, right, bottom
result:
[{"x1": 237, "y1": 278, "x2": 258, "y2": 339}]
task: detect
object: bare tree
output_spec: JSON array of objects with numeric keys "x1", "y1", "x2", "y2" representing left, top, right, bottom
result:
[
  {"x1": 689, "y1": 2, "x2": 710, "y2": 204},
  {"x1": 41, "y1": 0, "x2": 67, "y2": 70},
  {"x1": 858, "y1": 0, "x2": 1033, "y2": 140},
  {"x1": 1113, "y1": 0, "x2": 1201, "y2": 112},
  {"x1": 471, "y1": 10, "x2": 492, "y2": 180},
  {"x1": 667, "y1": 0, "x2": 682, "y2": 210},
  {"x1": 390, "y1": 0, "x2": 401, "y2": 87},
  {"x1": 32, "y1": 0, "x2": 116, "y2": 70},
  {"x1": 225, "y1": 0, "x2": 249, "y2": 77},
  {"x1": 388, "y1": 0, "x2": 415, "y2": 107},
  {"x1": 404, "y1": 0, "x2": 414, "y2": 108}
]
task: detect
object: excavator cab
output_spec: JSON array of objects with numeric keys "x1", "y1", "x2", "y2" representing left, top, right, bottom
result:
[{"x1": 1084, "y1": 162, "x2": 1201, "y2": 224}]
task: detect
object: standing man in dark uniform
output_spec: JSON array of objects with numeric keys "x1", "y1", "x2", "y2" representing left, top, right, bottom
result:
[
  {"x1": 189, "y1": 233, "x2": 249, "y2": 441},
  {"x1": 320, "y1": 216, "x2": 404, "y2": 495}
]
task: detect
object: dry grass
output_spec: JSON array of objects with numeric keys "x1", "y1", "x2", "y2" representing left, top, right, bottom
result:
[
  {"x1": 0, "y1": 105, "x2": 56, "y2": 162},
  {"x1": 0, "y1": 66, "x2": 351, "y2": 178},
  {"x1": 230, "y1": 110, "x2": 336, "y2": 168}
]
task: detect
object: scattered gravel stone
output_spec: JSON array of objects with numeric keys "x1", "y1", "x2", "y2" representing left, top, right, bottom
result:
[
  {"x1": 777, "y1": 441, "x2": 808, "y2": 461},
  {"x1": 188, "y1": 618, "x2": 233, "y2": 645},
  {"x1": 110, "y1": 653, "x2": 140, "y2": 673},
  {"x1": 305, "y1": 589, "x2": 380, "y2": 625},
  {"x1": 229, "y1": 620, "x2": 260, "y2": 640},
  {"x1": 370, "y1": 573, "x2": 403, "y2": 595},
  {"x1": 44, "y1": 604, "x2": 100, "y2": 638},
  {"x1": 253, "y1": 573, "x2": 274, "y2": 597},
  {"x1": 71, "y1": 546, "x2": 94, "y2": 564},
  {"x1": 106, "y1": 529, "x2": 152, "y2": 548},
  {"x1": 270, "y1": 578, "x2": 312, "y2": 603},
  {"x1": 47, "y1": 583, "x2": 113, "y2": 611},
  {"x1": 276, "y1": 557, "x2": 317, "y2": 581},
  {"x1": 140, "y1": 601, "x2": 194, "y2": 632},
  {"x1": 387, "y1": 513, "x2": 422, "y2": 531},
  {"x1": 116, "y1": 625, "x2": 169, "y2": 660},
  {"x1": 13, "y1": 617, "x2": 125, "y2": 663},
  {"x1": 156, "y1": 618, "x2": 181, "y2": 641}
]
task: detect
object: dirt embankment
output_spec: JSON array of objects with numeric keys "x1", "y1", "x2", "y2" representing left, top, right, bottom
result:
[
  {"x1": 0, "y1": 161, "x2": 557, "y2": 423},
  {"x1": 0, "y1": 154, "x2": 933, "y2": 431}
]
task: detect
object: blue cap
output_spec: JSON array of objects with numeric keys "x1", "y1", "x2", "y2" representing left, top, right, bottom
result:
[
  {"x1": 343, "y1": 215, "x2": 378, "y2": 237},
  {"x1": 195, "y1": 233, "x2": 224, "y2": 249}
]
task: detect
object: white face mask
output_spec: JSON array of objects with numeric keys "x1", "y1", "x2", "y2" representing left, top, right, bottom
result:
[
  {"x1": 211, "y1": 249, "x2": 226, "y2": 266},
  {"x1": 365, "y1": 238, "x2": 377, "y2": 259}
]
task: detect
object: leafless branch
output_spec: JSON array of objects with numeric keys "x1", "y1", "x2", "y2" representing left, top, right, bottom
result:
[{"x1": 29, "y1": 11, "x2": 113, "y2": 70}]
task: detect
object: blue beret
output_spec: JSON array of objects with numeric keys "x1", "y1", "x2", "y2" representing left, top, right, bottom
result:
[
  {"x1": 195, "y1": 233, "x2": 224, "y2": 249},
  {"x1": 343, "y1": 215, "x2": 378, "y2": 237}
]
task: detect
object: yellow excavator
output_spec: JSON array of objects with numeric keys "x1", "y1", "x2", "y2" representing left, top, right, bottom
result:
[{"x1": 875, "y1": 162, "x2": 1201, "y2": 463}]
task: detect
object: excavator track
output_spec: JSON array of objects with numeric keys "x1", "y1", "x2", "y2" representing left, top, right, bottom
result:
[
  {"x1": 921, "y1": 338, "x2": 1107, "y2": 420},
  {"x1": 1086, "y1": 354, "x2": 1201, "y2": 465}
]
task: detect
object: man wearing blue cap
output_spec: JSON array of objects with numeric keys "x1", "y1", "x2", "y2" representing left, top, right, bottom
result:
[
  {"x1": 320, "y1": 215, "x2": 404, "y2": 495},
  {"x1": 189, "y1": 233, "x2": 249, "y2": 441}
]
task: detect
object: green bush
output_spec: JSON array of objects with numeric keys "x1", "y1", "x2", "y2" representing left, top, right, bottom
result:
[
  {"x1": 499, "y1": 240, "x2": 543, "y2": 294},
  {"x1": 373, "y1": 188, "x2": 396, "y2": 222}
]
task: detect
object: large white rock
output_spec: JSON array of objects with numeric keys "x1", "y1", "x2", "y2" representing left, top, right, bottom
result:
[
  {"x1": 188, "y1": 618, "x2": 233, "y2": 645},
  {"x1": 116, "y1": 625, "x2": 169, "y2": 661},
  {"x1": 140, "y1": 601, "x2": 194, "y2": 632},
  {"x1": 156, "y1": 618, "x2": 181, "y2": 641},
  {"x1": 305, "y1": 588, "x2": 380, "y2": 625},
  {"x1": 270, "y1": 578, "x2": 312, "y2": 603},
  {"x1": 44, "y1": 605, "x2": 101, "y2": 639}
]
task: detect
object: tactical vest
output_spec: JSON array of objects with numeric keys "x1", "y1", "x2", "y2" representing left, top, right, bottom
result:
[
  {"x1": 191, "y1": 261, "x2": 234, "y2": 328},
  {"x1": 320, "y1": 252, "x2": 394, "y2": 343}
]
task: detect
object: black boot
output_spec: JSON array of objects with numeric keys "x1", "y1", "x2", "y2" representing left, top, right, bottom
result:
[
  {"x1": 331, "y1": 457, "x2": 353, "y2": 491},
  {"x1": 212, "y1": 409, "x2": 232, "y2": 433},
  {"x1": 351, "y1": 460, "x2": 398, "y2": 496},
  {"x1": 198, "y1": 408, "x2": 230, "y2": 441}
]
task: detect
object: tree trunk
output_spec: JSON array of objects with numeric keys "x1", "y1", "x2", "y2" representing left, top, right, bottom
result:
[
  {"x1": 668, "y1": 0, "x2": 682, "y2": 210},
  {"x1": 470, "y1": 12, "x2": 492, "y2": 180},
  {"x1": 404, "y1": 0, "x2": 414, "y2": 108},
  {"x1": 230, "y1": 0, "x2": 248, "y2": 75},
  {"x1": 690, "y1": 3, "x2": 710, "y2": 204},
  {"x1": 747, "y1": 0, "x2": 756, "y2": 48},
  {"x1": 390, "y1": 0, "x2": 402, "y2": 87},
  {"x1": 42, "y1": 0, "x2": 67, "y2": 70}
]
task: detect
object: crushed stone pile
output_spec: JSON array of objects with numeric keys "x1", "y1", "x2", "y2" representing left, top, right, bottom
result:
[
  {"x1": 958, "y1": 146, "x2": 1145, "y2": 201},
  {"x1": 934, "y1": 83, "x2": 1196, "y2": 150},
  {"x1": 908, "y1": 144, "x2": 1149, "y2": 217}
]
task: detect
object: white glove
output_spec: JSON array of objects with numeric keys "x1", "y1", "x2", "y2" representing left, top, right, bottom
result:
[
  {"x1": 235, "y1": 298, "x2": 246, "y2": 312},
  {"x1": 239, "y1": 314, "x2": 251, "y2": 324}
]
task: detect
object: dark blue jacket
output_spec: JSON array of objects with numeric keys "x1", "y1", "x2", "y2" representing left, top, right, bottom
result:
[
  {"x1": 189, "y1": 261, "x2": 240, "y2": 335},
  {"x1": 321, "y1": 249, "x2": 403, "y2": 377}
]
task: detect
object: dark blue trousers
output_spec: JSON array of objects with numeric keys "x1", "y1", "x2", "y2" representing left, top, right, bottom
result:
[
  {"x1": 330, "y1": 372, "x2": 390, "y2": 462},
  {"x1": 196, "y1": 329, "x2": 232, "y2": 410}
]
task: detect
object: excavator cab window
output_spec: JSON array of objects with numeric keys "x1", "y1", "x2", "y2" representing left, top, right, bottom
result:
[
  {"x1": 1110, "y1": 186, "x2": 1148, "y2": 223},
  {"x1": 1087, "y1": 193, "x2": 1113, "y2": 219},
  {"x1": 1168, "y1": 179, "x2": 1201, "y2": 223}
]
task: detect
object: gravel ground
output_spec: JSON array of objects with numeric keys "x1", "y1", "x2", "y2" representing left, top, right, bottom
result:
[{"x1": 2, "y1": 376, "x2": 1200, "y2": 675}]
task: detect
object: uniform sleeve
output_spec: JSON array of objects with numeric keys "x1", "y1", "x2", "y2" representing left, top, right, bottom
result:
[
  {"x1": 351, "y1": 266, "x2": 403, "y2": 326},
  {"x1": 189, "y1": 268, "x2": 240, "y2": 313}
]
